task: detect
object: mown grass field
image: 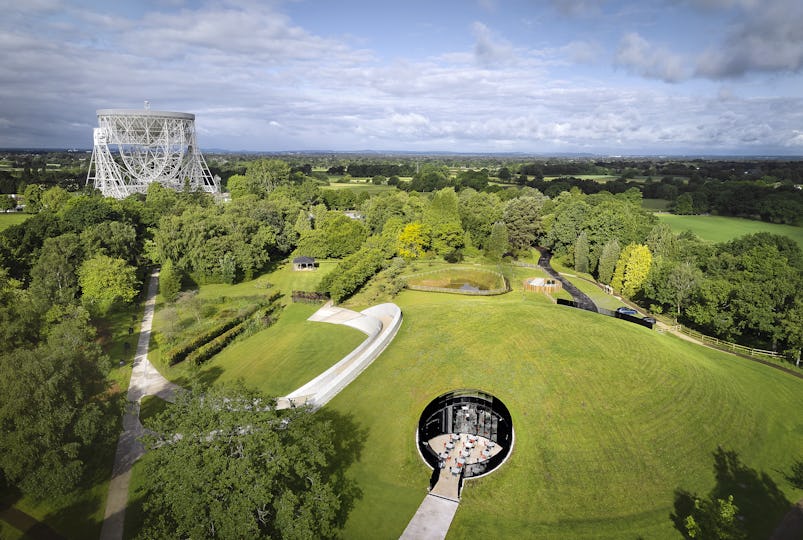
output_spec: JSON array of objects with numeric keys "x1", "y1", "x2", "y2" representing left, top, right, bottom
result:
[
  {"x1": 125, "y1": 260, "x2": 803, "y2": 539},
  {"x1": 0, "y1": 212, "x2": 28, "y2": 231},
  {"x1": 656, "y1": 213, "x2": 803, "y2": 248},
  {"x1": 326, "y1": 290, "x2": 803, "y2": 539},
  {"x1": 322, "y1": 182, "x2": 398, "y2": 195}
]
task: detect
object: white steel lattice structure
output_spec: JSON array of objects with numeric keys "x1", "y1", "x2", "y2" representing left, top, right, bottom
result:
[{"x1": 87, "y1": 108, "x2": 220, "y2": 198}]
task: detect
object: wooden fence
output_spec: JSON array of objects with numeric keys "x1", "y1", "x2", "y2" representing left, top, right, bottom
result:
[
  {"x1": 403, "y1": 267, "x2": 509, "y2": 296},
  {"x1": 677, "y1": 326, "x2": 785, "y2": 359}
]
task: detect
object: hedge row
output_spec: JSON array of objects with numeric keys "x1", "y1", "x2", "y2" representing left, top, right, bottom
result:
[
  {"x1": 187, "y1": 302, "x2": 283, "y2": 366},
  {"x1": 317, "y1": 246, "x2": 387, "y2": 303},
  {"x1": 165, "y1": 295, "x2": 280, "y2": 366}
]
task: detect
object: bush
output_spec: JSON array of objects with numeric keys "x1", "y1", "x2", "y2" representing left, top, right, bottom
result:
[{"x1": 164, "y1": 294, "x2": 281, "y2": 365}]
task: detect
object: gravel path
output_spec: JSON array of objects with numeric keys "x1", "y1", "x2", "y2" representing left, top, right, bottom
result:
[{"x1": 99, "y1": 270, "x2": 179, "y2": 540}]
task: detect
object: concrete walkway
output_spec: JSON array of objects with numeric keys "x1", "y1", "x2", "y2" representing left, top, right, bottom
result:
[
  {"x1": 399, "y1": 495, "x2": 460, "y2": 540},
  {"x1": 277, "y1": 302, "x2": 402, "y2": 409},
  {"x1": 99, "y1": 270, "x2": 180, "y2": 540}
]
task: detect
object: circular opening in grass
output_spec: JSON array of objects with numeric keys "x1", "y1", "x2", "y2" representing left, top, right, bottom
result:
[{"x1": 417, "y1": 389, "x2": 513, "y2": 481}]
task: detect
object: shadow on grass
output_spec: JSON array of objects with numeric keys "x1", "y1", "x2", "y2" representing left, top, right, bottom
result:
[
  {"x1": 671, "y1": 446, "x2": 791, "y2": 539},
  {"x1": 315, "y1": 408, "x2": 369, "y2": 529}
]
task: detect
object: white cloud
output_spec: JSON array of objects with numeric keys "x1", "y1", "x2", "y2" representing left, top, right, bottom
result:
[
  {"x1": 615, "y1": 33, "x2": 687, "y2": 82},
  {"x1": 0, "y1": 1, "x2": 801, "y2": 154}
]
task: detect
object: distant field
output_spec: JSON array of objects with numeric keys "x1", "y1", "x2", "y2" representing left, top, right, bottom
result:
[
  {"x1": 642, "y1": 198, "x2": 670, "y2": 211},
  {"x1": 544, "y1": 174, "x2": 618, "y2": 182},
  {"x1": 0, "y1": 213, "x2": 29, "y2": 231},
  {"x1": 323, "y1": 182, "x2": 397, "y2": 195},
  {"x1": 656, "y1": 213, "x2": 803, "y2": 248}
]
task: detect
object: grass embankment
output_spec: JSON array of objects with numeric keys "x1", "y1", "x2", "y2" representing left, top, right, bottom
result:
[
  {"x1": 126, "y1": 258, "x2": 803, "y2": 539},
  {"x1": 0, "y1": 213, "x2": 29, "y2": 231},
  {"x1": 325, "y1": 290, "x2": 803, "y2": 539},
  {"x1": 656, "y1": 213, "x2": 803, "y2": 249},
  {"x1": 148, "y1": 260, "x2": 366, "y2": 395}
]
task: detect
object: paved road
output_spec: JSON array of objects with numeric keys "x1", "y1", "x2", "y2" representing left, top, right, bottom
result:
[
  {"x1": 99, "y1": 270, "x2": 179, "y2": 540},
  {"x1": 537, "y1": 249, "x2": 597, "y2": 312}
]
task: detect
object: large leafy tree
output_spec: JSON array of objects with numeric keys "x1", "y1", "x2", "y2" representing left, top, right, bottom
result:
[
  {"x1": 597, "y1": 238, "x2": 620, "y2": 285},
  {"x1": 458, "y1": 189, "x2": 502, "y2": 249},
  {"x1": 502, "y1": 194, "x2": 546, "y2": 254},
  {"x1": 28, "y1": 232, "x2": 84, "y2": 307},
  {"x1": 138, "y1": 385, "x2": 356, "y2": 539},
  {"x1": 423, "y1": 188, "x2": 464, "y2": 255},
  {"x1": 0, "y1": 308, "x2": 115, "y2": 498},
  {"x1": 610, "y1": 243, "x2": 653, "y2": 298},
  {"x1": 78, "y1": 254, "x2": 139, "y2": 316},
  {"x1": 396, "y1": 222, "x2": 429, "y2": 259}
]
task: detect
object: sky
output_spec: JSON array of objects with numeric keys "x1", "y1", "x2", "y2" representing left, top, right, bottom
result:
[{"x1": 1, "y1": 0, "x2": 803, "y2": 155}]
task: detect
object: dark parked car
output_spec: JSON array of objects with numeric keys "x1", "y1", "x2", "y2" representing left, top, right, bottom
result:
[
  {"x1": 642, "y1": 316, "x2": 656, "y2": 324},
  {"x1": 616, "y1": 307, "x2": 638, "y2": 316}
]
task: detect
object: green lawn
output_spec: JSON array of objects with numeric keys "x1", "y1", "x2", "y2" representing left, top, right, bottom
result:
[
  {"x1": 196, "y1": 302, "x2": 366, "y2": 395},
  {"x1": 123, "y1": 261, "x2": 803, "y2": 539},
  {"x1": 0, "y1": 212, "x2": 29, "y2": 231},
  {"x1": 642, "y1": 198, "x2": 671, "y2": 211},
  {"x1": 656, "y1": 213, "x2": 803, "y2": 249},
  {"x1": 323, "y1": 182, "x2": 397, "y2": 195},
  {"x1": 149, "y1": 260, "x2": 365, "y2": 393},
  {"x1": 323, "y1": 290, "x2": 803, "y2": 539}
]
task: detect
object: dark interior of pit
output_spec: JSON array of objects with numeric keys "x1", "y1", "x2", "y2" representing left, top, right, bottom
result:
[{"x1": 418, "y1": 389, "x2": 513, "y2": 499}]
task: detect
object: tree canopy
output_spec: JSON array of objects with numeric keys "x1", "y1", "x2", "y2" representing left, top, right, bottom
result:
[{"x1": 138, "y1": 384, "x2": 360, "y2": 539}]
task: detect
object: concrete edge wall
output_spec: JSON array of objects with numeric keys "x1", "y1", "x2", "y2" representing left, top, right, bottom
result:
[
  {"x1": 279, "y1": 303, "x2": 402, "y2": 409},
  {"x1": 313, "y1": 303, "x2": 403, "y2": 408}
]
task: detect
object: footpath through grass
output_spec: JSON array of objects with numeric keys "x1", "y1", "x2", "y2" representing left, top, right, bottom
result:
[{"x1": 656, "y1": 213, "x2": 803, "y2": 248}]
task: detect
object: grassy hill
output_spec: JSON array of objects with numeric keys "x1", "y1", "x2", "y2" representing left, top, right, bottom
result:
[
  {"x1": 326, "y1": 290, "x2": 803, "y2": 539},
  {"x1": 131, "y1": 263, "x2": 803, "y2": 539}
]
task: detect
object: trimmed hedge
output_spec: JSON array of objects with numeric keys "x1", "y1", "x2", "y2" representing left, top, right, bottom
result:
[
  {"x1": 165, "y1": 293, "x2": 281, "y2": 366},
  {"x1": 186, "y1": 302, "x2": 282, "y2": 366}
]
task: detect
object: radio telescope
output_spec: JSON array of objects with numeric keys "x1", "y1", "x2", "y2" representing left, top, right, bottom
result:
[{"x1": 87, "y1": 107, "x2": 220, "y2": 199}]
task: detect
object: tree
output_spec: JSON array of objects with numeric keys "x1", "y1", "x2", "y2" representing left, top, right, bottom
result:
[
  {"x1": 29, "y1": 233, "x2": 84, "y2": 308},
  {"x1": 80, "y1": 220, "x2": 138, "y2": 264},
  {"x1": 159, "y1": 259, "x2": 182, "y2": 303},
  {"x1": 683, "y1": 495, "x2": 745, "y2": 540},
  {"x1": 574, "y1": 231, "x2": 589, "y2": 273},
  {"x1": 458, "y1": 189, "x2": 502, "y2": 249},
  {"x1": 0, "y1": 194, "x2": 14, "y2": 212},
  {"x1": 597, "y1": 238, "x2": 620, "y2": 285},
  {"x1": 666, "y1": 261, "x2": 701, "y2": 319},
  {"x1": 246, "y1": 159, "x2": 291, "y2": 196},
  {"x1": 485, "y1": 221, "x2": 509, "y2": 262},
  {"x1": 674, "y1": 193, "x2": 694, "y2": 215},
  {"x1": 396, "y1": 222, "x2": 429, "y2": 259},
  {"x1": 22, "y1": 184, "x2": 44, "y2": 213},
  {"x1": 138, "y1": 384, "x2": 355, "y2": 539},
  {"x1": 78, "y1": 255, "x2": 139, "y2": 316},
  {"x1": 610, "y1": 243, "x2": 652, "y2": 298},
  {"x1": 502, "y1": 195, "x2": 546, "y2": 254},
  {"x1": 40, "y1": 186, "x2": 71, "y2": 212},
  {"x1": 424, "y1": 188, "x2": 464, "y2": 255},
  {"x1": 0, "y1": 308, "x2": 116, "y2": 498}
]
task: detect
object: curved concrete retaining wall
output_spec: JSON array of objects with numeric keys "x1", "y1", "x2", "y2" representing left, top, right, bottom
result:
[{"x1": 278, "y1": 303, "x2": 402, "y2": 410}]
